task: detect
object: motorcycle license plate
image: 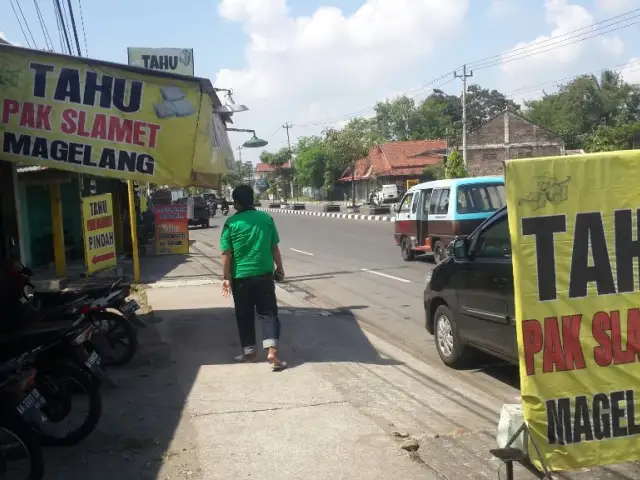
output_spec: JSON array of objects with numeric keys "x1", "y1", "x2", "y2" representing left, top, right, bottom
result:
[
  {"x1": 85, "y1": 350, "x2": 101, "y2": 371},
  {"x1": 16, "y1": 388, "x2": 47, "y2": 416},
  {"x1": 120, "y1": 300, "x2": 140, "y2": 316}
]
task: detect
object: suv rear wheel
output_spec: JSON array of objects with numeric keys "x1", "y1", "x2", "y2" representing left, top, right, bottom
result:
[{"x1": 434, "y1": 305, "x2": 467, "y2": 368}]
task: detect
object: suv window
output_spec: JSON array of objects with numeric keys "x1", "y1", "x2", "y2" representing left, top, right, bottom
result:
[
  {"x1": 474, "y1": 216, "x2": 511, "y2": 259},
  {"x1": 435, "y1": 188, "x2": 450, "y2": 215},
  {"x1": 456, "y1": 184, "x2": 506, "y2": 214},
  {"x1": 399, "y1": 193, "x2": 414, "y2": 213}
]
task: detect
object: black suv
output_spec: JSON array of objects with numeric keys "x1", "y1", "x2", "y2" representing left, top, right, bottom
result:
[{"x1": 424, "y1": 207, "x2": 518, "y2": 368}]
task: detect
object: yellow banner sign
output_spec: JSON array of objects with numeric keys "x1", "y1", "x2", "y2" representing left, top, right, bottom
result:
[
  {"x1": 0, "y1": 47, "x2": 207, "y2": 186},
  {"x1": 506, "y1": 150, "x2": 640, "y2": 471},
  {"x1": 82, "y1": 193, "x2": 116, "y2": 275}
]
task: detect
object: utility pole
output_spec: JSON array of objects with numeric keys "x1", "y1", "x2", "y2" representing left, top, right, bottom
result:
[
  {"x1": 454, "y1": 65, "x2": 473, "y2": 168},
  {"x1": 282, "y1": 122, "x2": 295, "y2": 201},
  {"x1": 236, "y1": 145, "x2": 243, "y2": 162}
]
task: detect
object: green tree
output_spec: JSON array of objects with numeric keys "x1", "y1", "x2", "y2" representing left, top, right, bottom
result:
[
  {"x1": 260, "y1": 148, "x2": 294, "y2": 202},
  {"x1": 222, "y1": 160, "x2": 253, "y2": 189},
  {"x1": 323, "y1": 127, "x2": 369, "y2": 207},
  {"x1": 466, "y1": 84, "x2": 520, "y2": 131},
  {"x1": 444, "y1": 149, "x2": 467, "y2": 179},
  {"x1": 294, "y1": 136, "x2": 331, "y2": 191}
]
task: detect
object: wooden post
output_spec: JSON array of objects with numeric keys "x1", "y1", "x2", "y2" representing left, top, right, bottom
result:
[
  {"x1": 49, "y1": 183, "x2": 67, "y2": 277},
  {"x1": 127, "y1": 180, "x2": 140, "y2": 283}
]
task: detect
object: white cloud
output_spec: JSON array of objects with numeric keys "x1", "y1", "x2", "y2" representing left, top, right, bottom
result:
[
  {"x1": 501, "y1": 0, "x2": 593, "y2": 75},
  {"x1": 498, "y1": 0, "x2": 628, "y2": 101},
  {"x1": 595, "y1": 0, "x2": 637, "y2": 14},
  {"x1": 621, "y1": 58, "x2": 640, "y2": 85},
  {"x1": 600, "y1": 36, "x2": 624, "y2": 56},
  {"x1": 215, "y1": 0, "x2": 469, "y2": 126}
]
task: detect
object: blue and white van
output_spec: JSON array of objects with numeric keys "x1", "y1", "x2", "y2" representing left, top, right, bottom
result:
[{"x1": 394, "y1": 176, "x2": 506, "y2": 263}]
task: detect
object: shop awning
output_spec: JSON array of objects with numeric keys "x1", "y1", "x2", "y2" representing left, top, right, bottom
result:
[{"x1": 0, "y1": 44, "x2": 233, "y2": 189}]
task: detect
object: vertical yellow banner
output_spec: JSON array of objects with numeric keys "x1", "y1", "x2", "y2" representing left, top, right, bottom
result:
[
  {"x1": 82, "y1": 193, "x2": 117, "y2": 275},
  {"x1": 506, "y1": 150, "x2": 640, "y2": 471}
]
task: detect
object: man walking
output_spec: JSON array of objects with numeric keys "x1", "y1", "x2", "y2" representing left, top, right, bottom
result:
[{"x1": 220, "y1": 185, "x2": 287, "y2": 371}]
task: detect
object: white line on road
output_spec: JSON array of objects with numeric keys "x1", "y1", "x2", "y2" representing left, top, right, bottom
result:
[
  {"x1": 290, "y1": 248, "x2": 315, "y2": 256},
  {"x1": 360, "y1": 268, "x2": 411, "y2": 283}
]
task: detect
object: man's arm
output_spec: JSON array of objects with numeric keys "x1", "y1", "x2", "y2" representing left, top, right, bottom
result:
[
  {"x1": 220, "y1": 222, "x2": 233, "y2": 281},
  {"x1": 271, "y1": 218, "x2": 284, "y2": 274}
]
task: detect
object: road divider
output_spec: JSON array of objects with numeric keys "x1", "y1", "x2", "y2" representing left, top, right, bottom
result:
[
  {"x1": 258, "y1": 208, "x2": 395, "y2": 222},
  {"x1": 361, "y1": 268, "x2": 411, "y2": 283}
]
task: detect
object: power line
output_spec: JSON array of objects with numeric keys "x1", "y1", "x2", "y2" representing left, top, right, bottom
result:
[
  {"x1": 53, "y1": 0, "x2": 73, "y2": 54},
  {"x1": 33, "y1": 0, "x2": 54, "y2": 51},
  {"x1": 9, "y1": 0, "x2": 32, "y2": 47},
  {"x1": 290, "y1": 7, "x2": 640, "y2": 128},
  {"x1": 65, "y1": 0, "x2": 82, "y2": 56},
  {"x1": 10, "y1": 0, "x2": 37, "y2": 48},
  {"x1": 77, "y1": 0, "x2": 88, "y2": 56},
  {"x1": 467, "y1": 8, "x2": 640, "y2": 70}
]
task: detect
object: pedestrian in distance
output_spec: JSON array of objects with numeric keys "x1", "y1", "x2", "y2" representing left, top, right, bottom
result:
[{"x1": 220, "y1": 184, "x2": 287, "y2": 371}]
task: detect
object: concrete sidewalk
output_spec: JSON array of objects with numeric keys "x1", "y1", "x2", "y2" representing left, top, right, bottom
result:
[{"x1": 147, "y1": 284, "x2": 437, "y2": 480}]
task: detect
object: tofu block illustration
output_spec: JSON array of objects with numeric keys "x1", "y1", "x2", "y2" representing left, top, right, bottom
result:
[
  {"x1": 154, "y1": 99, "x2": 196, "y2": 118},
  {"x1": 160, "y1": 86, "x2": 187, "y2": 102}
]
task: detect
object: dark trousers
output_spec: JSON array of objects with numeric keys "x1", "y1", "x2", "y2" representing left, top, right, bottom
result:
[{"x1": 231, "y1": 273, "x2": 281, "y2": 354}]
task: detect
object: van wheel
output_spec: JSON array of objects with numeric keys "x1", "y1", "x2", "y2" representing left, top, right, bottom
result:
[
  {"x1": 401, "y1": 238, "x2": 414, "y2": 261},
  {"x1": 434, "y1": 305, "x2": 467, "y2": 368},
  {"x1": 433, "y1": 241, "x2": 445, "y2": 264}
]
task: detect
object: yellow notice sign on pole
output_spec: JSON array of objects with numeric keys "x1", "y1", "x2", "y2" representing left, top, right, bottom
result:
[{"x1": 82, "y1": 193, "x2": 117, "y2": 275}]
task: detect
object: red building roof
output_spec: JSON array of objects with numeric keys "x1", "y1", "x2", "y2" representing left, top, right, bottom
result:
[
  {"x1": 338, "y1": 140, "x2": 447, "y2": 182},
  {"x1": 255, "y1": 162, "x2": 291, "y2": 173}
]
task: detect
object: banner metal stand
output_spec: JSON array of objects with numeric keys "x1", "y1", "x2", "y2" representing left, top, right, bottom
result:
[{"x1": 490, "y1": 422, "x2": 552, "y2": 480}]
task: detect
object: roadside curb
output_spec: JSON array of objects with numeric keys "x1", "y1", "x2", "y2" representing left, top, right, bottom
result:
[{"x1": 258, "y1": 208, "x2": 396, "y2": 223}]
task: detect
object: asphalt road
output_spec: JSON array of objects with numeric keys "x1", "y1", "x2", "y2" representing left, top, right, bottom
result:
[{"x1": 194, "y1": 211, "x2": 521, "y2": 405}]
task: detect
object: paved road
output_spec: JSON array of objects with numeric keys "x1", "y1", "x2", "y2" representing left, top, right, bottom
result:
[{"x1": 194, "y1": 211, "x2": 521, "y2": 405}]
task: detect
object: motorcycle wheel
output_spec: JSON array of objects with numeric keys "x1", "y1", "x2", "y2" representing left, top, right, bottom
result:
[
  {"x1": 91, "y1": 311, "x2": 139, "y2": 367},
  {"x1": 0, "y1": 411, "x2": 44, "y2": 480},
  {"x1": 33, "y1": 362, "x2": 102, "y2": 447}
]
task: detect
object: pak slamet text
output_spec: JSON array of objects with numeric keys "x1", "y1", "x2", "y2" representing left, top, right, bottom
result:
[
  {"x1": 523, "y1": 308, "x2": 640, "y2": 376},
  {"x1": 546, "y1": 390, "x2": 640, "y2": 445},
  {"x1": 522, "y1": 210, "x2": 640, "y2": 301}
]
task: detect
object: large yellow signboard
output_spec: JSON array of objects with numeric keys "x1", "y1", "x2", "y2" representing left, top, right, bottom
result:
[
  {"x1": 505, "y1": 150, "x2": 640, "y2": 471},
  {"x1": 82, "y1": 193, "x2": 117, "y2": 275},
  {"x1": 0, "y1": 47, "x2": 215, "y2": 186}
]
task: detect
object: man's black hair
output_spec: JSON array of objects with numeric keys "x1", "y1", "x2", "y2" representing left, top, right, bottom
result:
[{"x1": 232, "y1": 184, "x2": 254, "y2": 209}]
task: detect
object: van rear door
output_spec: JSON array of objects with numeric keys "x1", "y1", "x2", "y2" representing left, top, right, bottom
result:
[{"x1": 415, "y1": 189, "x2": 432, "y2": 251}]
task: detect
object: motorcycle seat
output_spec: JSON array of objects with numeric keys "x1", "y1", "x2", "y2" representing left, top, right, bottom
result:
[{"x1": 0, "y1": 320, "x2": 73, "y2": 360}]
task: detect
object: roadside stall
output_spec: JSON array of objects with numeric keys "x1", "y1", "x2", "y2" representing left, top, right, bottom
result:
[
  {"x1": 0, "y1": 43, "x2": 234, "y2": 281},
  {"x1": 495, "y1": 150, "x2": 640, "y2": 477}
]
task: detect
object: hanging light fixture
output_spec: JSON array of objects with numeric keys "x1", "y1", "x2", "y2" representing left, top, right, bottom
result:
[
  {"x1": 213, "y1": 88, "x2": 249, "y2": 113},
  {"x1": 226, "y1": 128, "x2": 269, "y2": 148}
]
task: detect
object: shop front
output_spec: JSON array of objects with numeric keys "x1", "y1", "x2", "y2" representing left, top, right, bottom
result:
[{"x1": 0, "y1": 43, "x2": 234, "y2": 281}]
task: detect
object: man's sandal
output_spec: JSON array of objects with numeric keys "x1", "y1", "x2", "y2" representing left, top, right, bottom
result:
[
  {"x1": 270, "y1": 361, "x2": 288, "y2": 372},
  {"x1": 234, "y1": 354, "x2": 258, "y2": 363}
]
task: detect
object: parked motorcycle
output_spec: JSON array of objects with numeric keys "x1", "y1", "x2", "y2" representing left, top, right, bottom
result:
[
  {"x1": 0, "y1": 315, "x2": 103, "y2": 447},
  {"x1": 0, "y1": 354, "x2": 45, "y2": 479},
  {"x1": 7, "y1": 262, "x2": 142, "y2": 368}
]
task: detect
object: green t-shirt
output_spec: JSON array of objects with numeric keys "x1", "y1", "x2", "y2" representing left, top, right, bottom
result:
[{"x1": 220, "y1": 209, "x2": 280, "y2": 279}]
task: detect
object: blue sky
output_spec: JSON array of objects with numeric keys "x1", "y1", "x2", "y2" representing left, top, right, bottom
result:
[{"x1": 2, "y1": 0, "x2": 640, "y2": 165}]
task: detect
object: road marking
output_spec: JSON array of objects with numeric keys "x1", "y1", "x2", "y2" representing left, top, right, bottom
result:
[
  {"x1": 290, "y1": 248, "x2": 315, "y2": 256},
  {"x1": 361, "y1": 268, "x2": 411, "y2": 283}
]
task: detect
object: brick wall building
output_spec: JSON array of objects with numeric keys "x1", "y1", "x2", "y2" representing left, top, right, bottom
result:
[{"x1": 467, "y1": 110, "x2": 565, "y2": 176}]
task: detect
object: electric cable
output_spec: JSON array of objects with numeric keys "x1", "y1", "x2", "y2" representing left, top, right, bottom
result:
[
  {"x1": 77, "y1": 0, "x2": 88, "y2": 56},
  {"x1": 65, "y1": 0, "x2": 82, "y2": 56},
  {"x1": 290, "y1": 7, "x2": 640, "y2": 128},
  {"x1": 9, "y1": 0, "x2": 36, "y2": 48},
  {"x1": 33, "y1": 0, "x2": 54, "y2": 51}
]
